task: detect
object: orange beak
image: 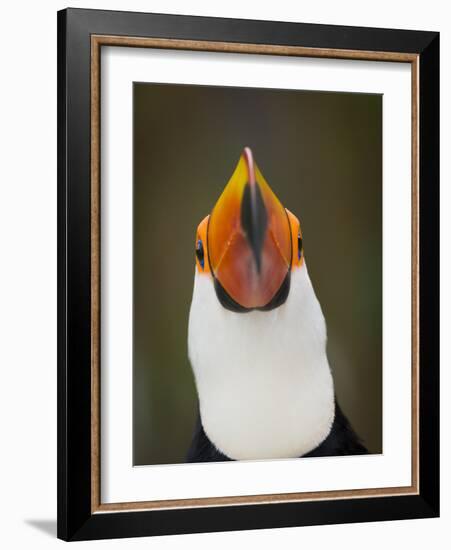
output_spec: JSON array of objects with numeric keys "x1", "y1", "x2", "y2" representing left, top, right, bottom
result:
[{"x1": 208, "y1": 148, "x2": 292, "y2": 310}]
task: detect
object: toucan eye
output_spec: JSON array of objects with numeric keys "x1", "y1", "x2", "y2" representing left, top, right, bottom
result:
[
  {"x1": 297, "y1": 233, "x2": 302, "y2": 260},
  {"x1": 196, "y1": 239, "x2": 205, "y2": 269}
]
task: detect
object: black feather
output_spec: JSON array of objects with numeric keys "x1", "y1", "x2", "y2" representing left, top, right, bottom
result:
[
  {"x1": 186, "y1": 415, "x2": 231, "y2": 463},
  {"x1": 185, "y1": 400, "x2": 368, "y2": 463},
  {"x1": 303, "y1": 401, "x2": 368, "y2": 457}
]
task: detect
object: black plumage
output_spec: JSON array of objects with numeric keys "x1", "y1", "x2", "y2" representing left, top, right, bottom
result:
[{"x1": 186, "y1": 400, "x2": 368, "y2": 463}]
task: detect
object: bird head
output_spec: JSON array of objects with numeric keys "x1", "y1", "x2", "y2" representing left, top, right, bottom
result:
[{"x1": 194, "y1": 147, "x2": 304, "y2": 312}]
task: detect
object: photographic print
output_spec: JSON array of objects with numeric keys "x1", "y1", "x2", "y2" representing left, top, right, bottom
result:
[{"x1": 133, "y1": 83, "x2": 382, "y2": 466}]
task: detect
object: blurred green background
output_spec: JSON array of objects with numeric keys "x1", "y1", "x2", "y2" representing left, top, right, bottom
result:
[{"x1": 133, "y1": 83, "x2": 382, "y2": 465}]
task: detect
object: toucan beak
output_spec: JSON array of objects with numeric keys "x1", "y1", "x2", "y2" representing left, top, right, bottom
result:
[{"x1": 207, "y1": 147, "x2": 292, "y2": 309}]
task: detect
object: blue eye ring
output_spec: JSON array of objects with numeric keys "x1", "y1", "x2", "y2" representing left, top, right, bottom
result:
[
  {"x1": 196, "y1": 239, "x2": 205, "y2": 269},
  {"x1": 297, "y1": 233, "x2": 302, "y2": 261}
]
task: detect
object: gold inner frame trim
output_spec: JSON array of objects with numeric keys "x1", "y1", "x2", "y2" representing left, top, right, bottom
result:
[{"x1": 90, "y1": 34, "x2": 420, "y2": 514}]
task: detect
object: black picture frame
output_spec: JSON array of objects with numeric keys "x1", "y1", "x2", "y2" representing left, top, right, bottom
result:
[{"x1": 57, "y1": 7, "x2": 439, "y2": 541}]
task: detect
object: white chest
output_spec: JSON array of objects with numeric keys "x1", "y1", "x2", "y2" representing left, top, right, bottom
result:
[{"x1": 188, "y1": 266, "x2": 335, "y2": 460}]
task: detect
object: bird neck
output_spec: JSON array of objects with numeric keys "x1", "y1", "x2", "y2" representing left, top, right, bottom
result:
[{"x1": 188, "y1": 265, "x2": 335, "y2": 460}]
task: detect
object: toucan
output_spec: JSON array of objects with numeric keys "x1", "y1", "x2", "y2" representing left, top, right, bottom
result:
[{"x1": 186, "y1": 147, "x2": 367, "y2": 462}]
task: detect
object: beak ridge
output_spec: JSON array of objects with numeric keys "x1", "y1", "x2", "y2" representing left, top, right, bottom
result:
[{"x1": 240, "y1": 180, "x2": 268, "y2": 273}]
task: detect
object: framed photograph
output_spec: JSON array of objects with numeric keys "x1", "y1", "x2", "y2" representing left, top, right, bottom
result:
[{"x1": 57, "y1": 8, "x2": 439, "y2": 541}]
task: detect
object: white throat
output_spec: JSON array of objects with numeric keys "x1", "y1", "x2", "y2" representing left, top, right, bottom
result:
[{"x1": 188, "y1": 265, "x2": 335, "y2": 460}]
